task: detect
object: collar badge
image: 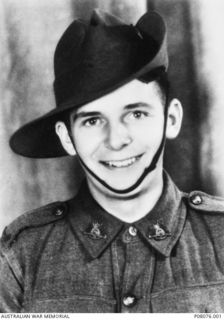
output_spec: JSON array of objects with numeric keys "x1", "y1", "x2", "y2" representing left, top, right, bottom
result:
[
  {"x1": 148, "y1": 221, "x2": 171, "y2": 241},
  {"x1": 83, "y1": 222, "x2": 107, "y2": 240}
]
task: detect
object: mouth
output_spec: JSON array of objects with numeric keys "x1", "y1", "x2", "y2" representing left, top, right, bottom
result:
[{"x1": 100, "y1": 154, "x2": 143, "y2": 168}]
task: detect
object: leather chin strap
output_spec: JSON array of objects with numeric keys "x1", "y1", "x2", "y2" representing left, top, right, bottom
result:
[{"x1": 68, "y1": 101, "x2": 168, "y2": 195}]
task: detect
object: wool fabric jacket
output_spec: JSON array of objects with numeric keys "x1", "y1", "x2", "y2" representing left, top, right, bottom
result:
[{"x1": 1, "y1": 172, "x2": 224, "y2": 313}]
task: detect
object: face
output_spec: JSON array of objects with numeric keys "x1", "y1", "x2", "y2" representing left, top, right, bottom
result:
[{"x1": 69, "y1": 79, "x2": 165, "y2": 193}]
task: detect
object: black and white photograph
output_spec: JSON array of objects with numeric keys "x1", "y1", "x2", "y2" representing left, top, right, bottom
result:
[{"x1": 1, "y1": 0, "x2": 224, "y2": 314}]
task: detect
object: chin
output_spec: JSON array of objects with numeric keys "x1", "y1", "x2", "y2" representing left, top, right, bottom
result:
[{"x1": 102, "y1": 172, "x2": 143, "y2": 188}]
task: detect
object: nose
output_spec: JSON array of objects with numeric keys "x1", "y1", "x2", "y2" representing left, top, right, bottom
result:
[{"x1": 105, "y1": 122, "x2": 132, "y2": 151}]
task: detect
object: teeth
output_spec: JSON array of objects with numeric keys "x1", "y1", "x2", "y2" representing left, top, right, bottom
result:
[{"x1": 105, "y1": 156, "x2": 139, "y2": 168}]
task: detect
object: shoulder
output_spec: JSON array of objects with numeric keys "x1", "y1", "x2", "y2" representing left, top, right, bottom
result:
[
  {"x1": 0, "y1": 201, "x2": 68, "y2": 250},
  {"x1": 185, "y1": 190, "x2": 224, "y2": 213},
  {"x1": 180, "y1": 190, "x2": 224, "y2": 253}
]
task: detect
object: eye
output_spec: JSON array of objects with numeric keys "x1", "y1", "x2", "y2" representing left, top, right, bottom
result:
[
  {"x1": 82, "y1": 117, "x2": 104, "y2": 127},
  {"x1": 132, "y1": 111, "x2": 144, "y2": 119},
  {"x1": 125, "y1": 110, "x2": 149, "y2": 121}
]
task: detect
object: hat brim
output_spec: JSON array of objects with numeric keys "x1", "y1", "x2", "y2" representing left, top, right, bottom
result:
[{"x1": 10, "y1": 11, "x2": 168, "y2": 158}]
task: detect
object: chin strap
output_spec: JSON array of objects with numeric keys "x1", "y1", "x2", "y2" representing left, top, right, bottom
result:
[{"x1": 68, "y1": 100, "x2": 168, "y2": 194}]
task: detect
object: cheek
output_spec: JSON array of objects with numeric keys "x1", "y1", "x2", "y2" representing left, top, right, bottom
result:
[
  {"x1": 131, "y1": 120, "x2": 163, "y2": 144},
  {"x1": 73, "y1": 130, "x2": 103, "y2": 157}
]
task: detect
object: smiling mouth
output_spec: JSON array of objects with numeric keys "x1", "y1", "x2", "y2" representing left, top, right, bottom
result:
[{"x1": 100, "y1": 154, "x2": 143, "y2": 168}]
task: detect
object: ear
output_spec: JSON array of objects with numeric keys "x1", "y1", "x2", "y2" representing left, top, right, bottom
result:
[
  {"x1": 165, "y1": 98, "x2": 183, "y2": 139},
  {"x1": 55, "y1": 121, "x2": 76, "y2": 156}
]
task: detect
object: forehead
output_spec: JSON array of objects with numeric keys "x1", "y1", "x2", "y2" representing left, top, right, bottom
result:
[{"x1": 73, "y1": 80, "x2": 162, "y2": 115}]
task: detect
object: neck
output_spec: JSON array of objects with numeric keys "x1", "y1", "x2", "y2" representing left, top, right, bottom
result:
[{"x1": 87, "y1": 167, "x2": 164, "y2": 223}]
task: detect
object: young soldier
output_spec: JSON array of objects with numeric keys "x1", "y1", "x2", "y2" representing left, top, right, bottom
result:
[{"x1": 1, "y1": 9, "x2": 224, "y2": 313}]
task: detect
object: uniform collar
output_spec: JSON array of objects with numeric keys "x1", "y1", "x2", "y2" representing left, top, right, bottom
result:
[
  {"x1": 67, "y1": 171, "x2": 187, "y2": 259},
  {"x1": 134, "y1": 172, "x2": 187, "y2": 257}
]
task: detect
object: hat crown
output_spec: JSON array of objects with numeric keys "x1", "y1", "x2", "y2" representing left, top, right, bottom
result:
[
  {"x1": 53, "y1": 9, "x2": 166, "y2": 108},
  {"x1": 54, "y1": 9, "x2": 126, "y2": 79}
]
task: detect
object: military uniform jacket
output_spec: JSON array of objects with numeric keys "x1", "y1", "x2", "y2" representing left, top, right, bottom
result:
[{"x1": 1, "y1": 172, "x2": 224, "y2": 313}]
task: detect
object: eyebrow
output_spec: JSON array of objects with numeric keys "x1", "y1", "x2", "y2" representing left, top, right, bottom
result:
[
  {"x1": 73, "y1": 103, "x2": 151, "y2": 121},
  {"x1": 124, "y1": 102, "x2": 151, "y2": 110},
  {"x1": 73, "y1": 111, "x2": 101, "y2": 121}
]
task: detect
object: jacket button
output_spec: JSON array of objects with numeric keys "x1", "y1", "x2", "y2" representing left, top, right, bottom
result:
[
  {"x1": 128, "y1": 226, "x2": 137, "y2": 237},
  {"x1": 55, "y1": 207, "x2": 64, "y2": 216},
  {"x1": 190, "y1": 194, "x2": 202, "y2": 205},
  {"x1": 122, "y1": 294, "x2": 137, "y2": 307}
]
